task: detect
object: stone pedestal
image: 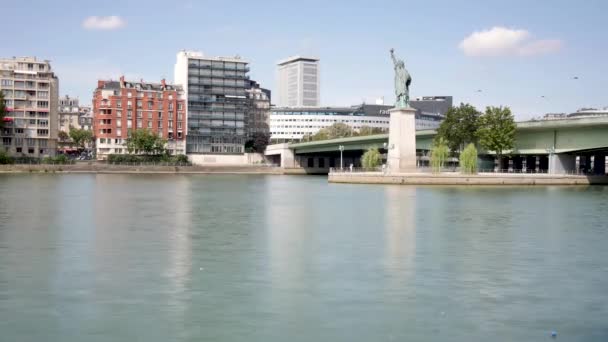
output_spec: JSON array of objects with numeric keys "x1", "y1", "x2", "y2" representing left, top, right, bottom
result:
[{"x1": 387, "y1": 107, "x2": 417, "y2": 172}]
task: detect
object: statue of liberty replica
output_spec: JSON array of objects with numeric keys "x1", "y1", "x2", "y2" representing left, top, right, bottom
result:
[
  {"x1": 387, "y1": 48, "x2": 416, "y2": 172},
  {"x1": 390, "y1": 48, "x2": 412, "y2": 108}
]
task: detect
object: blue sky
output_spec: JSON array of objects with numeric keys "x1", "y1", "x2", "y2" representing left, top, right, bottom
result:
[{"x1": 3, "y1": 0, "x2": 607, "y2": 119}]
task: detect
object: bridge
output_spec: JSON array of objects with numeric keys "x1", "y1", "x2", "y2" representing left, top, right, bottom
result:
[{"x1": 265, "y1": 116, "x2": 608, "y2": 174}]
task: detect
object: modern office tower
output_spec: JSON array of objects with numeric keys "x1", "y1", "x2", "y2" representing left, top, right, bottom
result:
[
  {"x1": 410, "y1": 96, "x2": 453, "y2": 130},
  {"x1": 277, "y1": 56, "x2": 320, "y2": 107},
  {"x1": 0, "y1": 56, "x2": 58, "y2": 157},
  {"x1": 92, "y1": 76, "x2": 186, "y2": 159},
  {"x1": 174, "y1": 51, "x2": 250, "y2": 154},
  {"x1": 246, "y1": 80, "x2": 271, "y2": 137}
]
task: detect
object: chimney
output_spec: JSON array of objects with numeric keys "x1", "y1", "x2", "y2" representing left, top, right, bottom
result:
[
  {"x1": 119, "y1": 75, "x2": 125, "y2": 87},
  {"x1": 161, "y1": 78, "x2": 166, "y2": 89},
  {"x1": 97, "y1": 80, "x2": 106, "y2": 88}
]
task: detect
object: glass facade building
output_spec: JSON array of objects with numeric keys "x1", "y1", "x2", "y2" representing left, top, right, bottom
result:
[{"x1": 175, "y1": 51, "x2": 250, "y2": 154}]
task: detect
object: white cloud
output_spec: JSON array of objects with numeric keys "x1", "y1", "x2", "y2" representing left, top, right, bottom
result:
[
  {"x1": 82, "y1": 16, "x2": 126, "y2": 30},
  {"x1": 459, "y1": 27, "x2": 562, "y2": 57}
]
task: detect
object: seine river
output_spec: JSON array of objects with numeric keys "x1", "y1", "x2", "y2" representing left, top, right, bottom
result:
[{"x1": 0, "y1": 174, "x2": 607, "y2": 341}]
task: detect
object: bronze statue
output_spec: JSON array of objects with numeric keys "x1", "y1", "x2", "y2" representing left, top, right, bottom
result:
[{"x1": 390, "y1": 48, "x2": 412, "y2": 108}]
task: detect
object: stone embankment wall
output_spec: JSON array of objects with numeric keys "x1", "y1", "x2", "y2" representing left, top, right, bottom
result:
[
  {"x1": 329, "y1": 172, "x2": 608, "y2": 185},
  {"x1": 0, "y1": 163, "x2": 283, "y2": 174}
]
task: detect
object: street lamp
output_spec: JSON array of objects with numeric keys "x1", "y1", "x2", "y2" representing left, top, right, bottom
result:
[{"x1": 339, "y1": 145, "x2": 344, "y2": 170}]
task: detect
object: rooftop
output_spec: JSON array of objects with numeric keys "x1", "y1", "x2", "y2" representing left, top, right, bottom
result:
[
  {"x1": 177, "y1": 50, "x2": 248, "y2": 64},
  {"x1": 98, "y1": 78, "x2": 183, "y2": 92},
  {"x1": 277, "y1": 55, "x2": 320, "y2": 66}
]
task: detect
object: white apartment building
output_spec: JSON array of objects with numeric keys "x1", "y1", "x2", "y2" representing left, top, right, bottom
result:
[
  {"x1": 0, "y1": 56, "x2": 58, "y2": 157},
  {"x1": 58, "y1": 95, "x2": 91, "y2": 133},
  {"x1": 277, "y1": 56, "x2": 320, "y2": 107},
  {"x1": 270, "y1": 105, "x2": 391, "y2": 142}
]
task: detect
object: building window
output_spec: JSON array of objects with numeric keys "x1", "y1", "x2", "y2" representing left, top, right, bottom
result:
[
  {"x1": 2, "y1": 138, "x2": 11, "y2": 146},
  {"x1": 127, "y1": 120, "x2": 132, "y2": 128},
  {"x1": 127, "y1": 111, "x2": 132, "y2": 118},
  {"x1": 148, "y1": 112, "x2": 152, "y2": 120},
  {"x1": 116, "y1": 128, "x2": 122, "y2": 136},
  {"x1": 177, "y1": 132, "x2": 182, "y2": 138},
  {"x1": 117, "y1": 101, "x2": 122, "y2": 108},
  {"x1": 137, "y1": 121, "x2": 142, "y2": 128},
  {"x1": 177, "y1": 113, "x2": 183, "y2": 120},
  {"x1": 168, "y1": 94, "x2": 173, "y2": 100},
  {"x1": 127, "y1": 100, "x2": 132, "y2": 108},
  {"x1": 158, "y1": 112, "x2": 162, "y2": 119},
  {"x1": 116, "y1": 110, "x2": 122, "y2": 117},
  {"x1": 28, "y1": 148, "x2": 34, "y2": 154},
  {"x1": 168, "y1": 103, "x2": 174, "y2": 110},
  {"x1": 178, "y1": 103, "x2": 183, "y2": 110},
  {"x1": 137, "y1": 100, "x2": 142, "y2": 108},
  {"x1": 127, "y1": 92, "x2": 132, "y2": 98},
  {"x1": 16, "y1": 147, "x2": 22, "y2": 153},
  {"x1": 137, "y1": 111, "x2": 142, "y2": 118},
  {"x1": 148, "y1": 101, "x2": 153, "y2": 109},
  {"x1": 168, "y1": 120, "x2": 173, "y2": 128},
  {"x1": 147, "y1": 121, "x2": 152, "y2": 128},
  {"x1": 177, "y1": 122, "x2": 182, "y2": 129},
  {"x1": 157, "y1": 121, "x2": 162, "y2": 129}
]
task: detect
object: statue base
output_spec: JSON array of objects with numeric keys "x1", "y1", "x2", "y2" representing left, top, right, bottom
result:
[{"x1": 387, "y1": 107, "x2": 417, "y2": 172}]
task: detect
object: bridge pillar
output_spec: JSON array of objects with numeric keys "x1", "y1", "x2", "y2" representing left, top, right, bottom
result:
[
  {"x1": 387, "y1": 107, "x2": 417, "y2": 172},
  {"x1": 280, "y1": 147, "x2": 295, "y2": 168},
  {"x1": 593, "y1": 153, "x2": 606, "y2": 175},
  {"x1": 549, "y1": 154, "x2": 576, "y2": 174}
]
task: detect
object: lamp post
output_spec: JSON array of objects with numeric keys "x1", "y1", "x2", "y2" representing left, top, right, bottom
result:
[{"x1": 339, "y1": 145, "x2": 344, "y2": 170}]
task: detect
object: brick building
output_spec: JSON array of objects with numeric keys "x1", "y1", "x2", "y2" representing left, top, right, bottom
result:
[{"x1": 92, "y1": 76, "x2": 186, "y2": 159}]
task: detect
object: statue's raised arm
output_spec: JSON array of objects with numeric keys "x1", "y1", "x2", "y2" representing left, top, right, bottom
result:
[{"x1": 390, "y1": 48, "x2": 397, "y2": 66}]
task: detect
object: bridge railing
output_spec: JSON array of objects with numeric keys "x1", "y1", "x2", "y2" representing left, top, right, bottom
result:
[{"x1": 330, "y1": 167, "x2": 590, "y2": 175}]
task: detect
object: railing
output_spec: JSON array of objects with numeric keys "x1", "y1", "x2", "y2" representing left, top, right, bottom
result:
[{"x1": 330, "y1": 166, "x2": 591, "y2": 176}]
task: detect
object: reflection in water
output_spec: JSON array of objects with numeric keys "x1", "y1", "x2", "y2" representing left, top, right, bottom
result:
[{"x1": 383, "y1": 185, "x2": 416, "y2": 285}]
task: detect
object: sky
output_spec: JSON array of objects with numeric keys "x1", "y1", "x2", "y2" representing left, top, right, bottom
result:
[{"x1": 3, "y1": 0, "x2": 607, "y2": 120}]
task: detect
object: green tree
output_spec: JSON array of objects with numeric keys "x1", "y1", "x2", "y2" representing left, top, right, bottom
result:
[
  {"x1": 58, "y1": 131, "x2": 70, "y2": 142},
  {"x1": 430, "y1": 137, "x2": 449, "y2": 173},
  {"x1": 436, "y1": 103, "x2": 481, "y2": 153},
  {"x1": 459, "y1": 143, "x2": 478, "y2": 174},
  {"x1": 358, "y1": 126, "x2": 385, "y2": 136},
  {"x1": 478, "y1": 106, "x2": 516, "y2": 164},
  {"x1": 245, "y1": 132, "x2": 270, "y2": 152},
  {"x1": 0, "y1": 91, "x2": 6, "y2": 130},
  {"x1": 311, "y1": 129, "x2": 329, "y2": 141},
  {"x1": 326, "y1": 122, "x2": 354, "y2": 139},
  {"x1": 361, "y1": 147, "x2": 382, "y2": 169},
  {"x1": 69, "y1": 128, "x2": 93, "y2": 148},
  {"x1": 125, "y1": 128, "x2": 166, "y2": 155}
]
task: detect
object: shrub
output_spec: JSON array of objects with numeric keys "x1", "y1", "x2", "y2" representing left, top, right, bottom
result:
[
  {"x1": 0, "y1": 150, "x2": 15, "y2": 164},
  {"x1": 459, "y1": 143, "x2": 478, "y2": 174},
  {"x1": 361, "y1": 147, "x2": 382, "y2": 169}
]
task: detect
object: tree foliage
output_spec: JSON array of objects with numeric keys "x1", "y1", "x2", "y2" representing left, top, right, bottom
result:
[
  {"x1": 436, "y1": 103, "x2": 481, "y2": 152},
  {"x1": 361, "y1": 147, "x2": 382, "y2": 169},
  {"x1": 124, "y1": 129, "x2": 166, "y2": 155},
  {"x1": 69, "y1": 128, "x2": 93, "y2": 148},
  {"x1": 0, "y1": 91, "x2": 6, "y2": 130},
  {"x1": 478, "y1": 106, "x2": 516, "y2": 161},
  {"x1": 358, "y1": 126, "x2": 386, "y2": 136},
  {"x1": 245, "y1": 132, "x2": 270, "y2": 152},
  {"x1": 58, "y1": 131, "x2": 70, "y2": 142},
  {"x1": 459, "y1": 143, "x2": 478, "y2": 174},
  {"x1": 430, "y1": 137, "x2": 449, "y2": 173}
]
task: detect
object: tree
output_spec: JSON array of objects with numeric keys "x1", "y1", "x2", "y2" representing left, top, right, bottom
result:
[
  {"x1": 361, "y1": 147, "x2": 382, "y2": 169},
  {"x1": 311, "y1": 129, "x2": 329, "y2": 141},
  {"x1": 326, "y1": 122, "x2": 354, "y2": 139},
  {"x1": 124, "y1": 128, "x2": 166, "y2": 155},
  {"x1": 245, "y1": 132, "x2": 270, "y2": 153},
  {"x1": 0, "y1": 91, "x2": 6, "y2": 131},
  {"x1": 358, "y1": 126, "x2": 386, "y2": 136},
  {"x1": 58, "y1": 131, "x2": 70, "y2": 142},
  {"x1": 459, "y1": 143, "x2": 478, "y2": 174},
  {"x1": 430, "y1": 137, "x2": 449, "y2": 173},
  {"x1": 69, "y1": 128, "x2": 93, "y2": 148},
  {"x1": 435, "y1": 103, "x2": 481, "y2": 153},
  {"x1": 478, "y1": 106, "x2": 516, "y2": 165}
]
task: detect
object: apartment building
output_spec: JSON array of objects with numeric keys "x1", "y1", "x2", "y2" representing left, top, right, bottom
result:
[
  {"x1": 92, "y1": 76, "x2": 186, "y2": 159},
  {"x1": 0, "y1": 56, "x2": 58, "y2": 157},
  {"x1": 58, "y1": 95, "x2": 91, "y2": 132}
]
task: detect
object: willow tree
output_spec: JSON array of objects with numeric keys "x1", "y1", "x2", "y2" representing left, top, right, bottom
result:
[
  {"x1": 361, "y1": 147, "x2": 382, "y2": 169},
  {"x1": 460, "y1": 143, "x2": 478, "y2": 174},
  {"x1": 430, "y1": 138, "x2": 449, "y2": 173}
]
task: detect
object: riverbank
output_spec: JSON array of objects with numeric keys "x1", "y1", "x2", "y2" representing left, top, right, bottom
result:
[
  {"x1": 329, "y1": 171, "x2": 608, "y2": 185},
  {"x1": 0, "y1": 163, "x2": 289, "y2": 175}
]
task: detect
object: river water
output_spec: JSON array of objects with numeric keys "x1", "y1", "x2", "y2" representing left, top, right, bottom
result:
[{"x1": 0, "y1": 174, "x2": 607, "y2": 341}]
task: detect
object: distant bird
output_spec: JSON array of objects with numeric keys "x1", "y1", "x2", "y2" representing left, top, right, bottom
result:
[
  {"x1": 572, "y1": 76, "x2": 579, "y2": 80},
  {"x1": 541, "y1": 95, "x2": 546, "y2": 98},
  {"x1": 476, "y1": 89, "x2": 483, "y2": 93}
]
